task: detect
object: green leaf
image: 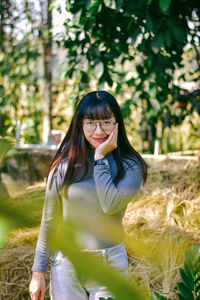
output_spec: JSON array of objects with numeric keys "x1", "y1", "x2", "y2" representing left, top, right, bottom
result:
[
  {"x1": 65, "y1": 68, "x2": 74, "y2": 79},
  {"x1": 195, "y1": 295, "x2": 200, "y2": 300},
  {"x1": 48, "y1": 219, "x2": 145, "y2": 300},
  {"x1": 100, "y1": 67, "x2": 113, "y2": 87},
  {"x1": 194, "y1": 260, "x2": 200, "y2": 274},
  {"x1": 0, "y1": 201, "x2": 33, "y2": 229},
  {"x1": 194, "y1": 271, "x2": 200, "y2": 285},
  {"x1": 183, "y1": 260, "x2": 193, "y2": 281},
  {"x1": 151, "y1": 33, "x2": 164, "y2": 54},
  {"x1": 195, "y1": 284, "x2": 200, "y2": 296},
  {"x1": 178, "y1": 294, "x2": 187, "y2": 300},
  {"x1": 89, "y1": 0, "x2": 103, "y2": 16},
  {"x1": 116, "y1": 83, "x2": 122, "y2": 94},
  {"x1": 177, "y1": 282, "x2": 194, "y2": 300},
  {"x1": 164, "y1": 30, "x2": 172, "y2": 47},
  {"x1": 150, "y1": 291, "x2": 167, "y2": 299},
  {"x1": 170, "y1": 24, "x2": 187, "y2": 43},
  {"x1": 116, "y1": 0, "x2": 123, "y2": 11},
  {"x1": 184, "y1": 249, "x2": 195, "y2": 277},
  {"x1": 191, "y1": 244, "x2": 200, "y2": 262},
  {"x1": 146, "y1": 13, "x2": 153, "y2": 31},
  {"x1": 179, "y1": 268, "x2": 194, "y2": 291},
  {"x1": 131, "y1": 28, "x2": 141, "y2": 44},
  {"x1": 0, "y1": 138, "x2": 14, "y2": 164},
  {"x1": 85, "y1": 0, "x2": 91, "y2": 10},
  {"x1": 159, "y1": 0, "x2": 171, "y2": 12},
  {"x1": 146, "y1": 55, "x2": 153, "y2": 69},
  {"x1": 81, "y1": 71, "x2": 89, "y2": 83},
  {"x1": 0, "y1": 218, "x2": 13, "y2": 248}
]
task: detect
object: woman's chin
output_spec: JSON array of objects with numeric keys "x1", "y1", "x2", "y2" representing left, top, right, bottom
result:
[{"x1": 89, "y1": 141, "x2": 103, "y2": 149}]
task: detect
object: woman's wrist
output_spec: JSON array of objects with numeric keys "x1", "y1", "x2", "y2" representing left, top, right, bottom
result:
[
  {"x1": 94, "y1": 153, "x2": 105, "y2": 160},
  {"x1": 32, "y1": 271, "x2": 45, "y2": 278}
]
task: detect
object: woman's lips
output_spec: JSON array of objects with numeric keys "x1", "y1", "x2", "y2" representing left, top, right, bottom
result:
[{"x1": 93, "y1": 137, "x2": 107, "y2": 143}]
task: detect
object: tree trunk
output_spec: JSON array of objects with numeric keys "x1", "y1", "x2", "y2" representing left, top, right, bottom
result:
[
  {"x1": 149, "y1": 122, "x2": 157, "y2": 153},
  {"x1": 41, "y1": 0, "x2": 52, "y2": 144}
]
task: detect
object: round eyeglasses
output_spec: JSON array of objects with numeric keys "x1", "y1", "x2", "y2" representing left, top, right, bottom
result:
[{"x1": 82, "y1": 120, "x2": 116, "y2": 133}]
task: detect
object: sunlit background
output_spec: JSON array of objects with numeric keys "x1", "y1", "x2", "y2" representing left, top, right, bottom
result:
[{"x1": 0, "y1": 0, "x2": 199, "y2": 299}]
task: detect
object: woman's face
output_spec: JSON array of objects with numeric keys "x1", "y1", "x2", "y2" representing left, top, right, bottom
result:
[{"x1": 82, "y1": 116, "x2": 116, "y2": 149}]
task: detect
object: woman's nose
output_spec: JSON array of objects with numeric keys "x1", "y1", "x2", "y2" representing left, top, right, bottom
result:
[{"x1": 94, "y1": 123, "x2": 104, "y2": 134}]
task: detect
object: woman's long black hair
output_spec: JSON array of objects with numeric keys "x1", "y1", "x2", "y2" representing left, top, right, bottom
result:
[{"x1": 48, "y1": 91, "x2": 147, "y2": 194}]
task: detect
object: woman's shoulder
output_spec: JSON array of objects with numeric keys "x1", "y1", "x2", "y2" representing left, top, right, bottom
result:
[
  {"x1": 50, "y1": 157, "x2": 68, "y2": 178},
  {"x1": 60, "y1": 156, "x2": 68, "y2": 165},
  {"x1": 121, "y1": 154, "x2": 142, "y2": 170},
  {"x1": 59, "y1": 157, "x2": 68, "y2": 172}
]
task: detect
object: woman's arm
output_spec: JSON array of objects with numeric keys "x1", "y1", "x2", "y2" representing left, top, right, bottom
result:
[
  {"x1": 94, "y1": 124, "x2": 143, "y2": 215},
  {"x1": 29, "y1": 271, "x2": 46, "y2": 300},
  {"x1": 32, "y1": 163, "x2": 64, "y2": 272},
  {"x1": 94, "y1": 158, "x2": 143, "y2": 215},
  {"x1": 30, "y1": 160, "x2": 67, "y2": 299}
]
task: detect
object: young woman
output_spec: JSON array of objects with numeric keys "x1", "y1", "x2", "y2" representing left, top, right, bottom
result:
[{"x1": 29, "y1": 91, "x2": 147, "y2": 300}]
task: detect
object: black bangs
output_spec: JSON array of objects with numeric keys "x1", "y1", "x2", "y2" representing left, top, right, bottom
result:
[{"x1": 83, "y1": 101, "x2": 113, "y2": 120}]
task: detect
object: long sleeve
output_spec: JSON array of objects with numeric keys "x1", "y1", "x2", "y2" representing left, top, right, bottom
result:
[
  {"x1": 32, "y1": 161, "x2": 66, "y2": 272},
  {"x1": 93, "y1": 157, "x2": 143, "y2": 216}
]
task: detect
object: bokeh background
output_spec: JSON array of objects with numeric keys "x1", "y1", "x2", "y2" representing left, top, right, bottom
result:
[{"x1": 0, "y1": 0, "x2": 199, "y2": 299}]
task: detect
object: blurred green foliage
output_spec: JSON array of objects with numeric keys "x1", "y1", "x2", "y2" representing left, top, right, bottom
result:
[
  {"x1": 0, "y1": 141, "x2": 147, "y2": 299},
  {"x1": 0, "y1": 137, "x2": 200, "y2": 298},
  {"x1": 0, "y1": 137, "x2": 47, "y2": 250},
  {"x1": 47, "y1": 217, "x2": 147, "y2": 300},
  {"x1": 177, "y1": 244, "x2": 200, "y2": 300},
  {"x1": 150, "y1": 292, "x2": 167, "y2": 300},
  {"x1": 62, "y1": 0, "x2": 200, "y2": 151},
  {"x1": 0, "y1": 137, "x2": 146, "y2": 298},
  {"x1": 0, "y1": 137, "x2": 14, "y2": 166},
  {"x1": 150, "y1": 244, "x2": 200, "y2": 299},
  {"x1": 0, "y1": 0, "x2": 199, "y2": 152},
  {"x1": 0, "y1": 0, "x2": 43, "y2": 143}
]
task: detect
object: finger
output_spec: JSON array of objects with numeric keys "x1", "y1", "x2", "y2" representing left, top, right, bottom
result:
[
  {"x1": 110, "y1": 123, "x2": 118, "y2": 144},
  {"x1": 103, "y1": 131, "x2": 115, "y2": 145},
  {"x1": 39, "y1": 288, "x2": 45, "y2": 300},
  {"x1": 108, "y1": 124, "x2": 118, "y2": 142},
  {"x1": 32, "y1": 294, "x2": 38, "y2": 300},
  {"x1": 113, "y1": 123, "x2": 118, "y2": 139},
  {"x1": 31, "y1": 290, "x2": 39, "y2": 300},
  {"x1": 106, "y1": 134, "x2": 116, "y2": 147},
  {"x1": 112, "y1": 122, "x2": 118, "y2": 133}
]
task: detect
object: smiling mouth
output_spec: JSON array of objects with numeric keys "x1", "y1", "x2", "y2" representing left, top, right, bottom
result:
[{"x1": 93, "y1": 137, "x2": 107, "y2": 142}]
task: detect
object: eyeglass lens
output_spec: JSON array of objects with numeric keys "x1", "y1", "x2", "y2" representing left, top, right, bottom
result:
[{"x1": 83, "y1": 120, "x2": 115, "y2": 132}]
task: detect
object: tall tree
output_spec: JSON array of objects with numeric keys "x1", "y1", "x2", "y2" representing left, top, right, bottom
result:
[
  {"x1": 60, "y1": 0, "x2": 199, "y2": 152},
  {"x1": 0, "y1": 0, "x2": 54, "y2": 144},
  {"x1": 40, "y1": 0, "x2": 53, "y2": 144},
  {"x1": 0, "y1": 0, "x2": 41, "y2": 142}
]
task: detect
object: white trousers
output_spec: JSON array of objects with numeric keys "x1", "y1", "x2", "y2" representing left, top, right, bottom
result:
[{"x1": 50, "y1": 243, "x2": 129, "y2": 300}]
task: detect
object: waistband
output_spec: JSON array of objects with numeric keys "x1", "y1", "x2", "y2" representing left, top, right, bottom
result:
[{"x1": 82, "y1": 242, "x2": 125, "y2": 255}]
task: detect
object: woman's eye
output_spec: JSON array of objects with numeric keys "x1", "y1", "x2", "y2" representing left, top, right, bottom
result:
[
  {"x1": 86, "y1": 121, "x2": 93, "y2": 125},
  {"x1": 103, "y1": 120, "x2": 111, "y2": 125}
]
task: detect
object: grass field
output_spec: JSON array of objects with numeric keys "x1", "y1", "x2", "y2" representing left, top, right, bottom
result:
[{"x1": 0, "y1": 157, "x2": 199, "y2": 300}]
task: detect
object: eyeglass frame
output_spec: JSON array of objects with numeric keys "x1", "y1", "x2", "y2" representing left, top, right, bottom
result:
[{"x1": 82, "y1": 119, "x2": 116, "y2": 132}]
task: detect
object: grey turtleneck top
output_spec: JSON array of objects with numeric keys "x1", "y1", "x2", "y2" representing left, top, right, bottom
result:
[{"x1": 32, "y1": 149, "x2": 143, "y2": 272}]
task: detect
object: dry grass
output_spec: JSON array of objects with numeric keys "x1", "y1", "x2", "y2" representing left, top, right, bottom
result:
[
  {"x1": 124, "y1": 158, "x2": 200, "y2": 299},
  {"x1": 0, "y1": 185, "x2": 47, "y2": 300},
  {"x1": 0, "y1": 158, "x2": 200, "y2": 299},
  {"x1": 0, "y1": 241, "x2": 51, "y2": 300}
]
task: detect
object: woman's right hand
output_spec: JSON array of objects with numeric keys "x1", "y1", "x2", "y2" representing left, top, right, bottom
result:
[
  {"x1": 94, "y1": 123, "x2": 118, "y2": 160},
  {"x1": 29, "y1": 271, "x2": 46, "y2": 300}
]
